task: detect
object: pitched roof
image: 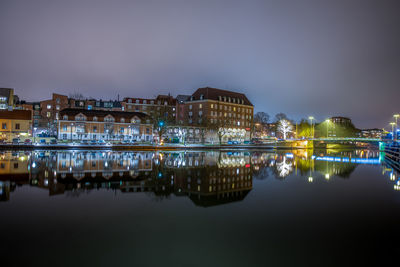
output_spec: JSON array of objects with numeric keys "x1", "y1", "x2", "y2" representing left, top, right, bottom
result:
[
  {"x1": 176, "y1": 95, "x2": 191, "y2": 103},
  {"x1": 0, "y1": 110, "x2": 31, "y2": 120},
  {"x1": 59, "y1": 108, "x2": 150, "y2": 123},
  {"x1": 191, "y1": 87, "x2": 253, "y2": 106}
]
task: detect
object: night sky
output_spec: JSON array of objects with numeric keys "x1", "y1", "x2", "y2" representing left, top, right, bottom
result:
[{"x1": 1, "y1": 0, "x2": 399, "y2": 128}]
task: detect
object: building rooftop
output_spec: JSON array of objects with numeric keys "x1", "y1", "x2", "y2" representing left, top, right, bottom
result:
[
  {"x1": 59, "y1": 108, "x2": 150, "y2": 123},
  {"x1": 0, "y1": 110, "x2": 31, "y2": 120},
  {"x1": 190, "y1": 87, "x2": 253, "y2": 106}
]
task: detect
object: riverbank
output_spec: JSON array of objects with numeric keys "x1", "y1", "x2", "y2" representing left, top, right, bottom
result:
[
  {"x1": 0, "y1": 142, "x2": 375, "y2": 151},
  {"x1": 0, "y1": 143, "x2": 283, "y2": 151}
]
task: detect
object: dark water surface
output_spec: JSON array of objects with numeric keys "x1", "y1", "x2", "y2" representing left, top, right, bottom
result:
[{"x1": 1, "y1": 149, "x2": 399, "y2": 267}]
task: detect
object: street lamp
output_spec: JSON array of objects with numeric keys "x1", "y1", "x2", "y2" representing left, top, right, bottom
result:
[
  {"x1": 33, "y1": 127, "x2": 37, "y2": 144},
  {"x1": 325, "y1": 119, "x2": 330, "y2": 138},
  {"x1": 308, "y1": 116, "x2": 315, "y2": 138},
  {"x1": 390, "y1": 122, "x2": 396, "y2": 140},
  {"x1": 70, "y1": 123, "x2": 74, "y2": 142}
]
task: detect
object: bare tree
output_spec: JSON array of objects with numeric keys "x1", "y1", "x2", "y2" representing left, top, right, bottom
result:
[
  {"x1": 254, "y1": 112, "x2": 270, "y2": 124},
  {"x1": 275, "y1": 113, "x2": 288, "y2": 122},
  {"x1": 208, "y1": 118, "x2": 233, "y2": 145},
  {"x1": 277, "y1": 119, "x2": 293, "y2": 140},
  {"x1": 69, "y1": 92, "x2": 85, "y2": 100}
]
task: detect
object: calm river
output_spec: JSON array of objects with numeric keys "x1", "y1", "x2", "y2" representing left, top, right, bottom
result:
[{"x1": 0, "y1": 149, "x2": 399, "y2": 267}]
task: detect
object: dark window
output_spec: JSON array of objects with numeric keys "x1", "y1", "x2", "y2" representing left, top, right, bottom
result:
[
  {"x1": 14, "y1": 163, "x2": 18, "y2": 169},
  {"x1": 15, "y1": 123, "x2": 20, "y2": 130},
  {"x1": 2, "y1": 123, "x2": 6, "y2": 129}
]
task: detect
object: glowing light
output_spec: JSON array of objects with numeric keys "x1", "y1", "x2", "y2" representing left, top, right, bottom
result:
[
  {"x1": 325, "y1": 173, "x2": 330, "y2": 180},
  {"x1": 308, "y1": 177, "x2": 313, "y2": 182}
]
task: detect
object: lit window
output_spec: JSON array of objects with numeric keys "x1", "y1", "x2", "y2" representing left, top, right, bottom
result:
[
  {"x1": 47, "y1": 105, "x2": 52, "y2": 109},
  {"x1": 199, "y1": 104, "x2": 202, "y2": 109}
]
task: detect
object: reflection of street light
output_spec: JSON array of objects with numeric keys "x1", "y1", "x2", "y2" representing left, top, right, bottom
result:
[
  {"x1": 394, "y1": 114, "x2": 399, "y2": 140},
  {"x1": 390, "y1": 122, "x2": 396, "y2": 140},
  {"x1": 308, "y1": 116, "x2": 314, "y2": 138}
]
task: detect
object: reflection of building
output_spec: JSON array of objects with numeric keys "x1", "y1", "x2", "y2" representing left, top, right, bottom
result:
[
  {"x1": 163, "y1": 151, "x2": 253, "y2": 207},
  {"x1": 58, "y1": 109, "x2": 153, "y2": 141},
  {"x1": 0, "y1": 110, "x2": 32, "y2": 142},
  {"x1": 0, "y1": 152, "x2": 31, "y2": 201}
]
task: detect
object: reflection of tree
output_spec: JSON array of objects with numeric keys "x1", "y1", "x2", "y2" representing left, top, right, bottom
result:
[
  {"x1": 253, "y1": 166, "x2": 269, "y2": 180},
  {"x1": 270, "y1": 156, "x2": 294, "y2": 179},
  {"x1": 295, "y1": 157, "x2": 358, "y2": 178}
]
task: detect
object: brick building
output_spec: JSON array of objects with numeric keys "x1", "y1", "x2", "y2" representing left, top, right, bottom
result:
[{"x1": 180, "y1": 87, "x2": 254, "y2": 143}]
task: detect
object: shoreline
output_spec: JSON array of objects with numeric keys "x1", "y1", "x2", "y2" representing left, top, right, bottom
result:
[{"x1": 0, "y1": 143, "x2": 372, "y2": 151}]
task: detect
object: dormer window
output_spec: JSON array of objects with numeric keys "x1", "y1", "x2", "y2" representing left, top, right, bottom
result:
[
  {"x1": 131, "y1": 117, "x2": 140, "y2": 124},
  {"x1": 93, "y1": 116, "x2": 98, "y2": 121},
  {"x1": 143, "y1": 100, "x2": 147, "y2": 104},
  {"x1": 128, "y1": 99, "x2": 132, "y2": 103},
  {"x1": 63, "y1": 115, "x2": 68, "y2": 120},
  {"x1": 200, "y1": 94, "x2": 204, "y2": 100},
  {"x1": 75, "y1": 114, "x2": 86, "y2": 121},
  {"x1": 121, "y1": 118, "x2": 125, "y2": 123},
  {"x1": 104, "y1": 115, "x2": 115, "y2": 122}
]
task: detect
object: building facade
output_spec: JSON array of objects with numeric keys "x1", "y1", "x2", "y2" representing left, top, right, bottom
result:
[
  {"x1": 181, "y1": 87, "x2": 254, "y2": 142},
  {"x1": 0, "y1": 88, "x2": 16, "y2": 110},
  {"x1": 0, "y1": 110, "x2": 32, "y2": 142},
  {"x1": 58, "y1": 109, "x2": 153, "y2": 142},
  {"x1": 122, "y1": 94, "x2": 177, "y2": 123}
]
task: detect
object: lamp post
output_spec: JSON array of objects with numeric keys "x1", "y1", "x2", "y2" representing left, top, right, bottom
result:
[
  {"x1": 325, "y1": 119, "x2": 330, "y2": 138},
  {"x1": 70, "y1": 123, "x2": 74, "y2": 142},
  {"x1": 308, "y1": 116, "x2": 314, "y2": 139},
  {"x1": 394, "y1": 114, "x2": 399, "y2": 140},
  {"x1": 33, "y1": 127, "x2": 37, "y2": 144},
  {"x1": 390, "y1": 122, "x2": 396, "y2": 140}
]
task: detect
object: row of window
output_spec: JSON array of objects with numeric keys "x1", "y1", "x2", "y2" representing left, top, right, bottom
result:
[
  {"x1": 188, "y1": 103, "x2": 252, "y2": 114},
  {"x1": 1, "y1": 123, "x2": 21, "y2": 130},
  {"x1": 126, "y1": 99, "x2": 169, "y2": 105}
]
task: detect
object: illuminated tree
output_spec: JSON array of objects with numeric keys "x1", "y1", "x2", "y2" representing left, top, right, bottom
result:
[{"x1": 277, "y1": 119, "x2": 293, "y2": 140}]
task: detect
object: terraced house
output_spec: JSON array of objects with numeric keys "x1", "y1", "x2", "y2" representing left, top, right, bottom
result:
[{"x1": 58, "y1": 109, "x2": 153, "y2": 142}]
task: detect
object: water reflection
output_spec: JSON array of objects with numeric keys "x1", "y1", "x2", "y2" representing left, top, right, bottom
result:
[{"x1": 0, "y1": 149, "x2": 398, "y2": 204}]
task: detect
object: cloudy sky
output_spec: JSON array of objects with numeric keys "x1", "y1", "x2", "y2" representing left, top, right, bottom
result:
[{"x1": 1, "y1": 0, "x2": 399, "y2": 128}]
